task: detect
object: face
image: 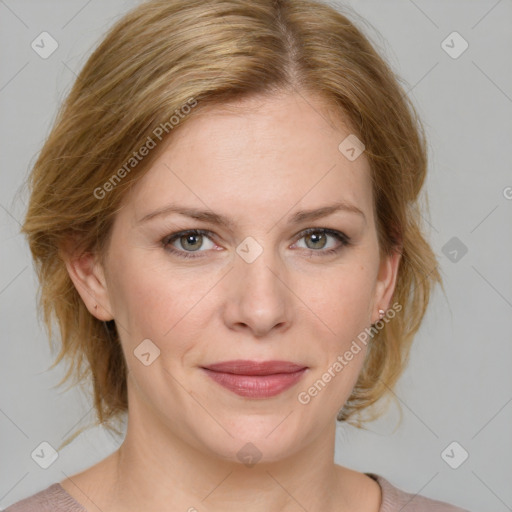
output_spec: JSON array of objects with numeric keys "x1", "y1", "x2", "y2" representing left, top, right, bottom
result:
[{"x1": 70, "y1": 91, "x2": 400, "y2": 464}]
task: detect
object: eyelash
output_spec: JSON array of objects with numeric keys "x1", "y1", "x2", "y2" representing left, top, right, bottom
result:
[{"x1": 161, "y1": 228, "x2": 351, "y2": 260}]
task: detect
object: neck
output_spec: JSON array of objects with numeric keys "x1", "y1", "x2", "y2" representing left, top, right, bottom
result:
[
  {"x1": 105, "y1": 399, "x2": 351, "y2": 512},
  {"x1": 65, "y1": 378, "x2": 381, "y2": 512}
]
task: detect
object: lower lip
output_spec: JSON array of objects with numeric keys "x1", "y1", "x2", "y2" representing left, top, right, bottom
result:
[{"x1": 202, "y1": 368, "x2": 307, "y2": 398}]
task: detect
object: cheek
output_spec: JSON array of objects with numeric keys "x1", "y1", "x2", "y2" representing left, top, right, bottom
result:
[
  {"x1": 107, "y1": 252, "x2": 216, "y2": 356},
  {"x1": 291, "y1": 260, "x2": 376, "y2": 405},
  {"x1": 298, "y1": 262, "x2": 376, "y2": 340}
]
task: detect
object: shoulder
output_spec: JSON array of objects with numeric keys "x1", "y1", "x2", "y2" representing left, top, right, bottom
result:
[
  {"x1": 3, "y1": 483, "x2": 86, "y2": 512},
  {"x1": 367, "y1": 473, "x2": 471, "y2": 512}
]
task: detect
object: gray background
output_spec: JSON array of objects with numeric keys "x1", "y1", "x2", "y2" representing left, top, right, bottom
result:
[{"x1": 1, "y1": 0, "x2": 511, "y2": 510}]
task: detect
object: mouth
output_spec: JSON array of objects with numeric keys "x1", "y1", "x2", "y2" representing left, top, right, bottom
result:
[{"x1": 201, "y1": 360, "x2": 308, "y2": 399}]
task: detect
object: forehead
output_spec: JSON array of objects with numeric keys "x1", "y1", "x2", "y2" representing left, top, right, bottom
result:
[{"x1": 122, "y1": 91, "x2": 373, "y2": 226}]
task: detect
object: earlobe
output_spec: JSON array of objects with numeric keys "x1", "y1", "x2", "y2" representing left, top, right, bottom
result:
[
  {"x1": 59, "y1": 244, "x2": 114, "y2": 322},
  {"x1": 373, "y1": 248, "x2": 402, "y2": 322}
]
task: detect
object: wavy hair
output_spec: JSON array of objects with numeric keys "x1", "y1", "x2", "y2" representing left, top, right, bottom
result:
[{"x1": 20, "y1": 0, "x2": 443, "y2": 449}]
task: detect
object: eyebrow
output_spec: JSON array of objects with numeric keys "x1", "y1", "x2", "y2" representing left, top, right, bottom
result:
[{"x1": 136, "y1": 200, "x2": 366, "y2": 228}]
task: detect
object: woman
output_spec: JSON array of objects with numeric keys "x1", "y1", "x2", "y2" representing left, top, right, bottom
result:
[{"x1": 6, "y1": 0, "x2": 470, "y2": 510}]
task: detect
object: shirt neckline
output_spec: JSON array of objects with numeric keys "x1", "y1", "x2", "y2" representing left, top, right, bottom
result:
[{"x1": 53, "y1": 473, "x2": 394, "y2": 512}]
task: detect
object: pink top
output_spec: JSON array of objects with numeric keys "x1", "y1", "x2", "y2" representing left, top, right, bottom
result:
[{"x1": 4, "y1": 473, "x2": 470, "y2": 511}]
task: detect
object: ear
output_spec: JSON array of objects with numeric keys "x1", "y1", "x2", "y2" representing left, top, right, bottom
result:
[
  {"x1": 59, "y1": 240, "x2": 114, "y2": 322},
  {"x1": 370, "y1": 247, "x2": 402, "y2": 324}
]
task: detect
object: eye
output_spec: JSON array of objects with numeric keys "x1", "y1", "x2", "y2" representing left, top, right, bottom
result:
[
  {"x1": 162, "y1": 229, "x2": 216, "y2": 259},
  {"x1": 161, "y1": 227, "x2": 351, "y2": 260},
  {"x1": 293, "y1": 228, "x2": 350, "y2": 256}
]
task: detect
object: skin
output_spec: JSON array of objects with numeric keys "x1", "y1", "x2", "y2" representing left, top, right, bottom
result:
[{"x1": 61, "y1": 90, "x2": 401, "y2": 512}]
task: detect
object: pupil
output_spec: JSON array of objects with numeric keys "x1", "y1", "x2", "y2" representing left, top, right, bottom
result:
[
  {"x1": 183, "y1": 234, "x2": 201, "y2": 251},
  {"x1": 308, "y1": 232, "x2": 325, "y2": 249}
]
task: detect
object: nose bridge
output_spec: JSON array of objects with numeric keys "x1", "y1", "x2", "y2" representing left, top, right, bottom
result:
[
  {"x1": 238, "y1": 245, "x2": 281, "y2": 295},
  {"x1": 224, "y1": 238, "x2": 290, "y2": 335}
]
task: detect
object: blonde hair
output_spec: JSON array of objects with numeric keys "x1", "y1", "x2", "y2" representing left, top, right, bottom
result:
[{"x1": 21, "y1": 0, "x2": 443, "y2": 449}]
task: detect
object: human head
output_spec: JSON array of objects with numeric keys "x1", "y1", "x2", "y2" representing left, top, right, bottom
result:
[{"x1": 21, "y1": 0, "x2": 442, "y2": 451}]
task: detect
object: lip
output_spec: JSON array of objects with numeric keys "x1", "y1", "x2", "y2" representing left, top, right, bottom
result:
[{"x1": 201, "y1": 360, "x2": 308, "y2": 398}]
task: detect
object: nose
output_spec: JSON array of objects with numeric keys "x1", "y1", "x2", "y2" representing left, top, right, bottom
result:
[{"x1": 222, "y1": 248, "x2": 291, "y2": 339}]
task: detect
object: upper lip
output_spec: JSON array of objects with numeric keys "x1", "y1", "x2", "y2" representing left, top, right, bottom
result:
[{"x1": 202, "y1": 360, "x2": 307, "y2": 376}]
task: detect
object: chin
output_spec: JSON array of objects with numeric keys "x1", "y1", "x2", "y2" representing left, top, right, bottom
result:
[{"x1": 191, "y1": 411, "x2": 313, "y2": 466}]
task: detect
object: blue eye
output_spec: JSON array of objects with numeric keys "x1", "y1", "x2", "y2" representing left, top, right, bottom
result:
[{"x1": 162, "y1": 228, "x2": 350, "y2": 259}]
